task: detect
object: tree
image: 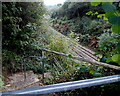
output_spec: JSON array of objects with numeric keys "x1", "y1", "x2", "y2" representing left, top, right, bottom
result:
[{"x1": 2, "y1": 2, "x2": 45, "y2": 72}]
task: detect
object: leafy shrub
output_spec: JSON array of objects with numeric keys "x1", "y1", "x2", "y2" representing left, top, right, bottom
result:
[
  {"x1": 50, "y1": 2, "x2": 112, "y2": 47},
  {"x1": 24, "y1": 57, "x2": 51, "y2": 73},
  {"x1": 51, "y1": 2, "x2": 104, "y2": 19},
  {"x1": 42, "y1": 37, "x2": 78, "y2": 84},
  {"x1": 47, "y1": 37, "x2": 69, "y2": 67},
  {"x1": 2, "y1": 50, "x2": 22, "y2": 72},
  {"x1": 2, "y1": 2, "x2": 45, "y2": 53},
  {"x1": 89, "y1": 20, "x2": 100, "y2": 31},
  {"x1": 48, "y1": 37, "x2": 67, "y2": 53},
  {"x1": 78, "y1": 34, "x2": 91, "y2": 45},
  {"x1": 79, "y1": 16, "x2": 92, "y2": 33},
  {"x1": 98, "y1": 32, "x2": 120, "y2": 56},
  {"x1": 2, "y1": 2, "x2": 46, "y2": 73}
]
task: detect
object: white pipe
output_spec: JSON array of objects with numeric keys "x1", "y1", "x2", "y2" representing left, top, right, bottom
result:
[{"x1": 1, "y1": 75, "x2": 120, "y2": 95}]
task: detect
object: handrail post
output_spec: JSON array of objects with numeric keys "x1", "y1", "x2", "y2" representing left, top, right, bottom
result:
[
  {"x1": 23, "y1": 57, "x2": 27, "y2": 82},
  {"x1": 42, "y1": 50, "x2": 45, "y2": 83}
]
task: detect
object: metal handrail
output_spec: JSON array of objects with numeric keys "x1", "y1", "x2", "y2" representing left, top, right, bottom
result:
[
  {"x1": 1, "y1": 75, "x2": 120, "y2": 95},
  {"x1": 1, "y1": 48, "x2": 120, "y2": 95},
  {"x1": 40, "y1": 48, "x2": 120, "y2": 70}
]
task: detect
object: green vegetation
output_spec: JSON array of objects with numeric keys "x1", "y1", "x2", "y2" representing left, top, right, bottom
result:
[
  {"x1": 50, "y1": 2, "x2": 120, "y2": 60},
  {"x1": 1, "y1": 1, "x2": 120, "y2": 96},
  {"x1": 2, "y1": 2, "x2": 47, "y2": 73},
  {"x1": 98, "y1": 32, "x2": 120, "y2": 57},
  {"x1": 48, "y1": 1, "x2": 120, "y2": 95},
  {"x1": 0, "y1": 75, "x2": 4, "y2": 87},
  {"x1": 91, "y1": 2, "x2": 120, "y2": 66},
  {"x1": 50, "y1": 2, "x2": 112, "y2": 48}
]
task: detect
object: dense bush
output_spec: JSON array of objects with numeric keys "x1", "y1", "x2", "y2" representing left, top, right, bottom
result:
[
  {"x1": 47, "y1": 37, "x2": 71, "y2": 69},
  {"x1": 47, "y1": 2, "x2": 120, "y2": 95},
  {"x1": 2, "y1": 2, "x2": 45, "y2": 53},
  {"x1": 98, "y1": 32, "x2": 120, "y2": 56},
  {"x1": 2, "y1": 2, "x2": 46, "y2": 72},
  {"x1": 51, "y1": 2, "x2": 104, "y2": 19},
  {"x1": 51, "y1": 15, "x2": 111, "y2": 46},
  {"x1": 50, "y1": 2, "x2": 116, "y2": 48}
]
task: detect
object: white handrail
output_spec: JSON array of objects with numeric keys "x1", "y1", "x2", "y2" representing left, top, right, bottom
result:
[{"x1": 1, "y1": 75, "x2": 120, "y2": 95}]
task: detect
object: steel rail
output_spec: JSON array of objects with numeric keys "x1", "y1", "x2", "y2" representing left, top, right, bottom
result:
[{"x1": 1, "y1": 75, "x2": 120, "y2": 96}]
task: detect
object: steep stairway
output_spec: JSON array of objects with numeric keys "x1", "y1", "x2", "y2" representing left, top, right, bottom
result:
[
  {"x1": 48, "y1": 26, "x2": 101, "y2": 61},
  {"x1": 1, "y1": 23, "x2": 101, "y2": 92}
]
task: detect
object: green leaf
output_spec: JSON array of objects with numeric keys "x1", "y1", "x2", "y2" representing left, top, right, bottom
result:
[
  {"x1": 97, "y1": 14, "x2": 105, "y2": 18},
  {"x1": 90, "y1": 70, "x2": 97, "y2": 74},
  {"x1": 105, "y1": 12, "x2": 114, "y2": 19},
  {"x1": 95, "y1": 12, "x2": 99, "y2": 15},
  {"x1": 97, "y1": 66, "x2": 103, "y2": 71},
  {"x1": 102, "y1": 3, "x2": 116, "y2": 12},
  {"x1": 112, "y1": 25, "x2": 120, "y2": 33},
  {"x1": 103, "y1": 16, "x2": 108, "y2": 20},
  {"x1": 102, "y1": 2, "x2": 113, "y2": 5},
  {"x1": 79, "y1": 67, "x2": 88, "y2": 73},
  {"x1": 93, "y1": 52, "x2": 101, "y2": 56},
  {"x1": 109, "y1": 15, "x2": 120, "y2": 25},
  {"x1": 93, "y1": 73, "x2": 102, "y2": 77},
  {"x1": 111, "y1": 54, "x2": 120, "y2": 63},
  {"x1": 90, "y1": 2, "x2": 101, "y2": 6},
  {"x1": 86, "y1": 11, "x2": 93, "y2": 15},
  {"x1": 68, "y1": 54, "x2": 72, "y2": 58},
  {"x1": 116, "y1": 43, "x2": 120, "y2": 53},
  {"x1": 106, "y1": 58, "x2": 112, "y2": 63}
]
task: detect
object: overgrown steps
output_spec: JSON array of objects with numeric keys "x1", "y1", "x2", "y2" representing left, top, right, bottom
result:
[
  {"x1": 2, "y1": 20, "x2": 101, "y2": 92},
  {"x1": 2, "y1": 71, "x2": 41, "y2": 92},
  {"x1": 48, "y1": 26, "x2": 101, "y2": 61}
]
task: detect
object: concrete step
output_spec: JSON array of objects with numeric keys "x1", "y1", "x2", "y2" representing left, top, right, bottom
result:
[{"x1": 2, "y1": 70, "x2": 40, "y2": 92}]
